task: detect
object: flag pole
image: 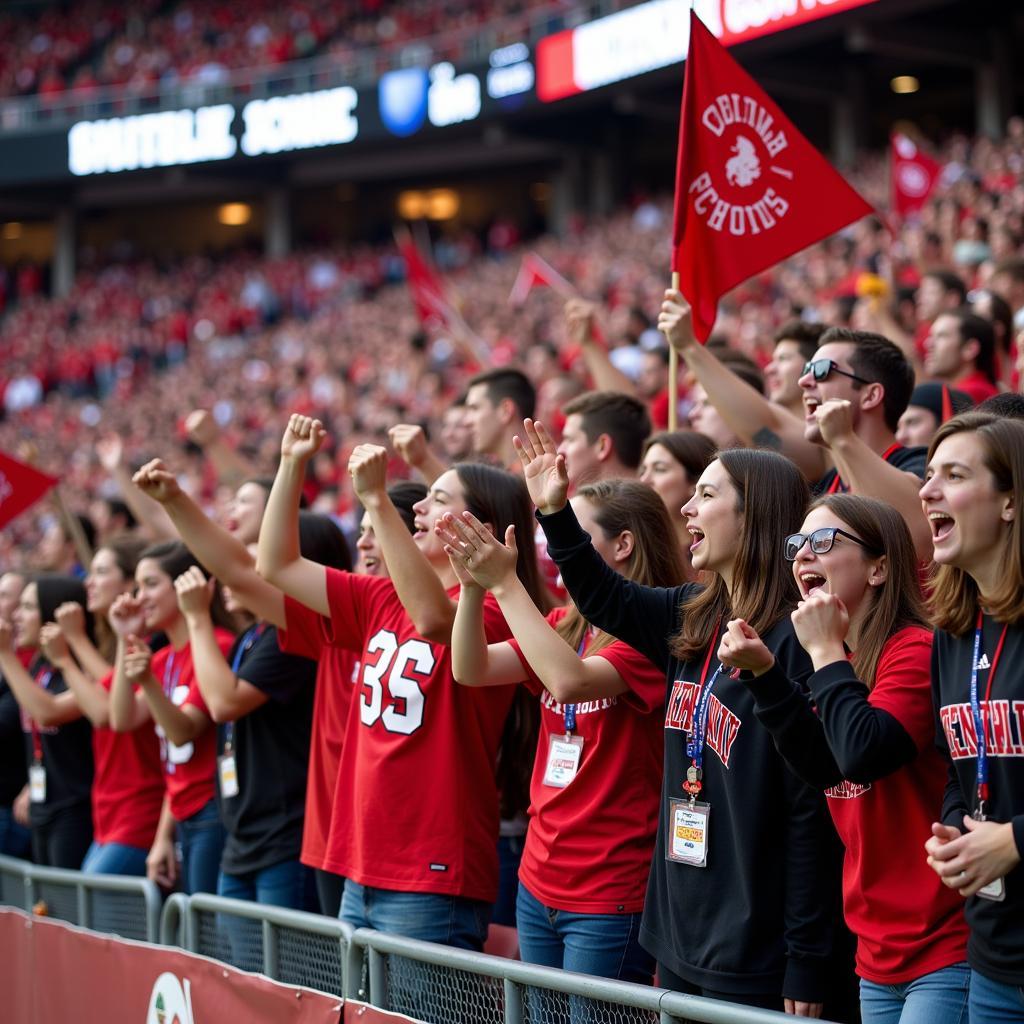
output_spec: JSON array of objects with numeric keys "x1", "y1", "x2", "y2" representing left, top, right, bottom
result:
[{"x1": 668, "y1": 271, "x2": 680, "y2": 431}]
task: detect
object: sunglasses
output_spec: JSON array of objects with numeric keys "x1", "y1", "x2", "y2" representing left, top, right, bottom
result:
[
  {"x1": 783, "y1": 527, "x2": 879, "y2": 562},
  {"x1": 801, "y1": 358, "x2": 872, "y2": 386}
]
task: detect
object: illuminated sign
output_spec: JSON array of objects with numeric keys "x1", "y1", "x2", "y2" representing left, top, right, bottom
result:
[
  {"x1": 487, "y1": 43, "x2": 534, "y2": 101},
  {"x1": 68, "y1": 105, "x2": 236, "y2": 176},
  {"x1": 536, "y1": 0, "x2": 880, "y2": 103},
  {"x1": 240, "y1": 87, "x2": 358, "y2": 156},
  {"x1": 379, "y1": 68, "x2": 429, "y2": 137},
  {"x1": 427, "y1": 63, "x2": 481, "y2": 128}
]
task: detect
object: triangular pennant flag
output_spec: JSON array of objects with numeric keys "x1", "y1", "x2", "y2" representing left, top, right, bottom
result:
[
  {"x1": 395, "y1": 229, "x2": 457, "y2": 331},
  {"x1": 0, "y1": 450, "x2": 58, "y2": 530},
  {"x1": 671, "y1": 11, "x2": 874, "y2": 341},
  {"x1": 891, "y1": 133, "x2": 941, "y2": 219},
  {"x1": 509, "y1": 252, "x2": 577, "y2": 306}
]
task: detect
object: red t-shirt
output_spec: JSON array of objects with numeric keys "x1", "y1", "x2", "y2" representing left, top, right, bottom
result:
[
  {"x1": 92, "y1": 671, "x2": 164, "y2": 848},
  {"x1": 824, "y1": 627, "x2": 968, "y2": 984},
  {"x1": 320, "y1": 571, "x2": 515, "y2": 901},
  {"x1": 953, "y1": 369, "x2": 998, "y2": 406},
  {"x1": 149, "y1": 631, "x2": 235, "y2": 821},
  {"x1": 278, "y1": 594, "x2": 358, "y2": 872},
  {"x1": 509, "y1": 608, "x2": 664, "y2": 913}
]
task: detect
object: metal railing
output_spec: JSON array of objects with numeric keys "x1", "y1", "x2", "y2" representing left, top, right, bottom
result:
[
  {"x1": 0, "y1": 0, "x2": 629, "y2": 133},
  {"x1": 0, "y1": 852, "x2": 162, "y2": 942},
  {"x1": 0, "y1": 857, "x2": 815, "y2": 1024}
]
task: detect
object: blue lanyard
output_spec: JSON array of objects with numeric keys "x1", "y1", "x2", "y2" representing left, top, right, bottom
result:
[
  {"x1": 162, "y1": 650, "x2": 183, "y2": 698},
  {"x1": 224, "y1": 624, "x2": 264, "y2": 750},
  {"x1": 687, "y1": 663, "x2": 724, "y2": 768},
  {"x1": 969, "y1": 612, "x2": 1008, "y2": 817},
  {"x1": 563, "y1": 630, "x2": 590, "y2": 736}
]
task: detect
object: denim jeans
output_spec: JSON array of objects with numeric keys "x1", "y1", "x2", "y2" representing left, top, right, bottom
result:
[
  {"x1": 340, "y1": 879, "x2": 490, "y2": 951},
  {"x1": 516, "y1": 883, "x2": 654, "y2": 983},
  {"x1": 81, "y1": 840, "x2": 149, "y2": 876},
  {"x1": 491, "y1": 834, "x2": 524, "y2": 927},
  {"x1": 0, "y1": 806, "x2": 31, "y2": 859},
  {"x1": 859, "y1": 962, "x2": 970, "y2": 1024},
  {"x1": 217, "y1": 859, "x2": 316, "y2": 911},
  {"x1": 176, "y1": 799, "x2": 224, "y2": 895},
  {"x1": 969, "y1": 969, "x2": 1024, "y2": 1024}
]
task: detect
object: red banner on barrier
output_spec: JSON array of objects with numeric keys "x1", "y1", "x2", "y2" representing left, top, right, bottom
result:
[{"x1": 0, "y1": 909, "x2": 342, "y2": 1024}]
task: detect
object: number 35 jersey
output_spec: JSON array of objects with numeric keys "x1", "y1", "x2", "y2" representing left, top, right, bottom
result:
[{"x1": 321, "y1": 569, "x2": 515, "y2": 902}]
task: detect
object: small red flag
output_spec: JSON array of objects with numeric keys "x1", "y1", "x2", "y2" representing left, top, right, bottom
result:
[
  {"x1": 395, "y1": 231, "x2": 457, "y2": 331},
  {"x1": 509, "y1": 252, "x2": 577, "y2": 306},
  {"x1": 671, "y1": 11, "x2": 874, "y2": 342},
  {"x1": 0, "y1": 450, "x2": 58, "y2": 530},
  {"x1": 891, "y1": 133, "x2": 941, "y2": 219}
]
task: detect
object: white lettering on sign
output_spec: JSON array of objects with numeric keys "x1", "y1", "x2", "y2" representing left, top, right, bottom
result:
[
  {"x1": 723, "y1": 0, "x2": 846, "y2": 36},
  {"x1": 689, "y1": 172, "x2": 790, "y2": 236},
  {"x1": 427, "y1": 63, "x2": 481, "y2": 127},
  {"x1": 68, "y1": 105, "x2": 236, "y2": 176},
  {"x1": 487, "y1": 62, "x2": 534, "y2": 99},
  {"x1": 700, "y1": 93, "x2": 789, "y2": 157},
  {"x1": 241, "y1": 87, "x2": 358, "y2": 156}
]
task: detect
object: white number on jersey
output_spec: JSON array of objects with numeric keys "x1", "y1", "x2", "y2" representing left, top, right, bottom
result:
[{"x1": 359, "y1": 630, "x2": 433, "y2": 735}]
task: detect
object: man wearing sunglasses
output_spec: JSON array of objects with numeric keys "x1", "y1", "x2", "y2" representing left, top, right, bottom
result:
[{"x1": 657, "y1": 290, "x2": 933, "y2": 561}]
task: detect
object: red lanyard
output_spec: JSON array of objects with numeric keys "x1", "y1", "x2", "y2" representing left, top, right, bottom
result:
[
  {"x1": 30, "y1": 665, "x2": 53, "y2": 763},
  {"x1": 828, "y1": 442, "x2": 902, "y2": 494}
]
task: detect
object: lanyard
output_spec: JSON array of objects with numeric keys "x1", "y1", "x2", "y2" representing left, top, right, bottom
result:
[
  {"x1": 828, "y1": 442, "x2": 901, "y2": 494},
  {"x1": 224, "y1": 623, "x2": 264, "y2": 751},
  {"x1": 30, "y1": 665, "x2": 53, "y2": 763},
  {"x1": 969, "y1": 610, "x2": 1009, "y2": 818},
  {"x1": 561, "y1": 629, "x2": 590, "y2": 738},
  {"x1": 162, "y1": 649, "x2": 184, "y2": 699},
  {"x1": 683, "y1": 619, "x2": 722, "y2": 799}
]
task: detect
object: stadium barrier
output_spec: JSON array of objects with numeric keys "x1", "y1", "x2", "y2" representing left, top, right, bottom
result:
[
  {"x1": 0, "y1": 852, "x2": 161, "y2": 942},
  {"x1": 0, "y1": 857, "x2": 811, "y2": 1024}
]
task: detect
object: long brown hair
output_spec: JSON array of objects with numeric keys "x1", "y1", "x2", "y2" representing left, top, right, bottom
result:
[
  {"x1": 94, "y1": 537, "x2": 147, "y2": 661},
  {"x1": 671, "y1": 449, "x2": 808, "y2": 662},
  {"x1": 641, "y1": 430, "x2": 717, "y2": 483},
  {"x1": 138, "y1": 540, "x2": 237, "y2": 635},
  {"x1": 809, "y1": 494, "x2": 927, "y2": 686},
  {"x1": 556, "y1": 480, "x2": 688, "y2": 657},
  {"x1": 926, "y1": 412, "x2": 1024, "y2": 635}
]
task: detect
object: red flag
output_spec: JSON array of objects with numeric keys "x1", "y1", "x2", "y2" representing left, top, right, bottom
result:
[
  {"x1": 0, "y1": 450, "x2": 58, "y2": 530},
  {"x1": 671, "y1": 11, "x2": 874, "y2": 342},
  {"x1": 509, "y1": 252, "x2": 576, "y2": 306},
  {"x1": 395, "y1": 231, "x2": 456, "y2": 330},
  {"x1": 891, "y1": 133, "x2": 941, "y2": 218}
]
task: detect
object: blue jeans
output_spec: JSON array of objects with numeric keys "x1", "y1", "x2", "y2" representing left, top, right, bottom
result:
[
  {"x1": 217, "y1": 859, "x2": 316, "y2": 911},
  {"x1": 176, "y1": 799, "x2": 224, "y2": 895},
  {"x1": 0, "y1": 806, "x2": 31, "y2": 859},
  {"x1": 492, "y1": 834, "x2": 524, "y2": 927},
  {"x1": 859, "y1": 963, "x2": 970, "y2": 1024},
  {"x1": 340, "y1": 880, "x2": 490, "y2": 951},
  {"x1": 970, "y1": 969, "x2": 1024, "y2": 1024},
  {"x1": 516, "y1": 883, "x2": 653, "y2": 983},
  {"x1": 81, "y1": 841, "x2": 149, "y2": 876}
]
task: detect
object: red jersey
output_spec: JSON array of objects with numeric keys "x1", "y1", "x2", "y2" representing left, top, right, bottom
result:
[
  {"x1": 824, "y1": 627, "x2": 968, "y2": 984},
  {"x1": 92, "y1": 671, "x2": 164, "y2": 847},
  {"x1": 320, "y1": 570, "x2": 515, "y2": 901},
  {"x1": 510, "y1": 608, "x2": 664, "y2": 913},
  {"x1": 953, "y1": 369, "x2": 998, "y2": 406},
  {"x1": 150, "y1": 631, "x2": 235, "y2": 821},
  {"x1": 278, "y1": 594, "x2": 358, "y2": 871}
]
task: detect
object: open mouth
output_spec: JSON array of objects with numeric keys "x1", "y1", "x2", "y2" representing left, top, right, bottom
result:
[
  {"x1": 803, "y1": 397, "x2": 820, "y2": 421},
  {"x1": 688, "y1": 527, "x2": 705, "y2": 554},
  {"x1": 224, "y1": 517, "x2": 239, "y2": 533},
  {"x1": 929, "y1": 511, "x2": 955, "y2": 542},
  {"x1": 361, "y1": 556, "x2": 380, "y2": 575},
  {"x1": 798, "y1": 571, "x2": 828, "y2": 597}
]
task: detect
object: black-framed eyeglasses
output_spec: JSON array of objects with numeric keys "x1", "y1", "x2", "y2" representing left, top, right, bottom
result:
[
  {"x1": 783, "y1": 527, "x2": 879, "y2": 561},
  {"x1": 801, "y1": 358, "x2": 872, "y2": 386}
]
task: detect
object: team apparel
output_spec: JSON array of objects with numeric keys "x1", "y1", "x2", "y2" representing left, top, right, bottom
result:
[
  {"x1": 747, "y1": 627, "x2": 969, "y2": 984},
  {"x1": 320, "y1": 570, "x2": 515, "y2": 902},
  {"x1": 814, "y1": 444, "x2": 926, "y2": 496},
  {"x1": 278, "y1": 593, "x2": 358, "y2": 872},
  {"x1": 538, "y1": 504, "x2": 838, "y2": 1002},
  {"x1": 509, "y1": 607, "x2": 664, "y2": 914},
  {"x1": 148, "y1": 631, "x2": 234, "y2": 821},
  {"x1": 933, "y1": 617, "x2": 1024, "y2": 986},
  {"x1": 91, "y1": 670, "x2": 163, "y2": 848}
]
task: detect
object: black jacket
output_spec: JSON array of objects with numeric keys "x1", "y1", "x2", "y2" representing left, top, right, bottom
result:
[{"x1": 538, "y1": 504, "x2": 839, "y2": 1001}]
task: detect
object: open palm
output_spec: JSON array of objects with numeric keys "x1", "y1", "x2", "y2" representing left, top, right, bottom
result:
[{"x1": 513, "y1": 419, "x2": 569, "y2": 515}]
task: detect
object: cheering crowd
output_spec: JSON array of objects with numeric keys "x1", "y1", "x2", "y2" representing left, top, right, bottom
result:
[{"x1": 2, "y1": 125, "x2": 1024, "y2": 1024}]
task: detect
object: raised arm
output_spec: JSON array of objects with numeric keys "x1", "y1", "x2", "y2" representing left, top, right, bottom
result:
[
  {"x1": 55, "y1": 602, "x2": 110, "y2": 681},
  {"x1": 134, "y1": 458, "x2": 286, "y2": 627},
  {"x1": 107, "y1": 594, "x2": 154, "y2": 733},
  {"x1": 517, "y1": 419, "x2": 678, "y2": 674},
  {"x1": 125, "y1": 635, "x2": 210, "y2": 746},
  {"x1": 175, "y1": 567, "x2": 268, "y2": 723},
  {"x1": 566, "y1": 299, "x2": 638, "y2": 396},
  {"x1": 0, "y1": 622, "x2": 81, "y2": 728},
  {"x1": 658, "y1": 291, "x2": 827, "y2": 480},
  {"x1": 96, "y1": 436, "x2": 177, "y2": 542},
  {"x1": 39, "y1": 624, "x2": 111, "y2": 728},
  {"x1": 440, "y1": 512, "x2": 629, "y2": 701},
  {"x1": 351, "y1": 443, "x2": 455, "y2": 644},
  {"x1": 184, "y1": 409, "x2": 258, "y2": 492},
  {"x1": 256, "y1": 415, "x2": 329, "y2": 617},
  {"x1": 388, "y1": 424, "x2": 448, "y2": 487}
]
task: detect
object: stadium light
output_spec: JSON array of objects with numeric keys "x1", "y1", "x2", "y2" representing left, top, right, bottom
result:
[
  {"x1": 218, "y1": 203, "x2": 252, "y2": 226},
  {"x1": 2, "y1": 222, "x2": 22, "y2": 240},
  {"x1": 397, "y1": 191, "x2": 428, "y2": 219},
  {"x1": 890, "y1": 75, "x2": 920, "y2": 95},
  {"x1": 425, "y1": 189, "x2": 459, "y2": 220}
]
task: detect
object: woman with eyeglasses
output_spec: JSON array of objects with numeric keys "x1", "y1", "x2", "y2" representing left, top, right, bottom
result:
[
  {"x1": 521, "y1": 419, "x2": 840, "y2": 1013},
  {"x1": 920, "y1": 413, "x2": 1024, "y2": 1024},
  {"x1": 718, "y1": 494, "x2": 970, "y2": 1024}
]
